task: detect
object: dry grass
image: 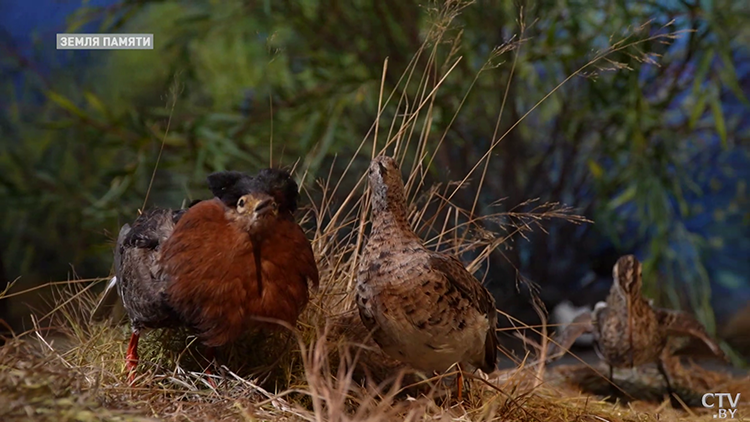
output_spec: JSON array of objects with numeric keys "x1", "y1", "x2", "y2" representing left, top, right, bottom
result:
[{"x1": 1, "y1": 1, "x2": 748, "y2": 421}]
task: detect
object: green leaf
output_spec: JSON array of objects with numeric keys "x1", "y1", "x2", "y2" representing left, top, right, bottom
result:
[
  {"x1": 717, "y1": 48, "x2": 750, "y2": 106},
  {"x1": 715, "y1": 270, "x2": 743, "y2": 290},
  {"x1": 709, "y1": 94, "x2": 727, "y2": 147},
  {"x1": 688, "y1": 88, "x2": 707, "y2": 130},
  {"x1": 692, "y1": 51, "x2": 712, "y2": 98},
  {"x1": 587, "y1": 159, "x2": 604, "y2": 179},
  {"x1": 46, "y1": 91, "x2": 86, "y2": 118},
  {"x1": 84, "y1": 91, "x2": 107, "y2": 117},
  {"x1": 608, "y1": 185, "x2": 637, "y2": 210}
]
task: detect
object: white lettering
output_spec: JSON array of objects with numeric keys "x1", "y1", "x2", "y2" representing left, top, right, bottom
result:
[
  {"x1": 703, "y1": 393, "x2": 715, "y2": 408},
  {"x1": 58, "y1": 33, "x2": 152, "y2": 49},
  {"x1": 727, "y1": 393, "x2": 741, "y2": 408},
  {"x1": 703, "y1": 392, "x2": 741, "y2": 419}
]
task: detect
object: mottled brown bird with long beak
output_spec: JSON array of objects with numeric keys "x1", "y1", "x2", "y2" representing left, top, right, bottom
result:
[
  {"x1": 547, "y1": 254, "x2": 729, "y2": 405},
  {"x1": 356, "y1": 155, "x2": 498, "y2": 399}
]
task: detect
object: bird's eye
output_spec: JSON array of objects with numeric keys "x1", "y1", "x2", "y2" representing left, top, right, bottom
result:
[
  {"x1": 378, "y1": 162, "x2": 388, "y2": 175},
  {"x1": 238, "y1": 198, "x2": 246, "y2": 208}
]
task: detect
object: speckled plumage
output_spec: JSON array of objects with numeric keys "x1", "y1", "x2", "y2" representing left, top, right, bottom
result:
[
  {"x1": 548, "y1": 255, "x2": 727, "y2": 366},
  {"x1": 547, "y1": 255, "x2": 728, "y2": 404},
  {"x1": 592, "y1": 255, "x2": 666, "y2": 368},
  {"x1": 115, "y1": 208, "x2": 185, "y2": 333},
  {"x1": 356, "y1": 156, "x2": 498, "y2": 378}
]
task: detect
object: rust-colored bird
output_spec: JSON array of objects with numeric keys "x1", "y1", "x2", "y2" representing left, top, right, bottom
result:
[
  {"x1": 356, "y1": 155, "x2": 498, "y2": 399},
  {"x1": 161, "y1": 169, "x2": 319, "y2": 351},
  {"x1": 94, "y1": 171, "x2": 258, "y2": 324},
  {"x1": 113, "y1": 169, "x2": 318, "y2": 384},
  {"x1": 547, "y1": 255, "x2": 728, "y2": 405},
  {"x1": 161, "y1": 173, "x2": 318, "y2": 347},
  {"x1": 114, "y1": 170, "x2": 257, "y2": 382}
]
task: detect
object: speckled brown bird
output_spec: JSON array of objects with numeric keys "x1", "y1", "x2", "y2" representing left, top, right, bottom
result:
[
  {"x1": 356, "y1": 155, "x2": 498, "y2": 399},
  {"x1": 547, "y1": 254, "x2": 728, "y2": 404},
  {"x1": 113, "y1": 169, "x2": 318, "y2": 383}
]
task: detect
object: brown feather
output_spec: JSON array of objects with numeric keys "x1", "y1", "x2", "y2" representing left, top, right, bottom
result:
[
  {"x1": 427, "y1": 254, "x2": 498, "y2": 373},
  {"x1": 161, "y1": 198, "x2": 318, "y2": 347},
  {"x1": 546, "y1": 311, "x2": 594, "y2": 362},
  {"x1": 356, "y1": 155, "x2": 498, "y2": 376},
  {"x1": 655, "y1": 308, "x2": 729, "y2": 362}
]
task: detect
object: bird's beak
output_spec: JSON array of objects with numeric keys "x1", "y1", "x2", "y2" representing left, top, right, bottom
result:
[
  {"x1": 253, "y1": 197, "x2": 277, "y2": 217},
  {"x1": 242, "y1": 194, "x2": 278, "y2": 218}
]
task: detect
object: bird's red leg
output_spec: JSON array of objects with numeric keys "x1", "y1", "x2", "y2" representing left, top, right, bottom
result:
[
  {"x1": 456, "y1": 367, "x2": 464, "y2": 401},
  {"x1": 125, "y1": 330, "x2": 140, "y2": 384},
  {"x1": 202, "y1": 346, "x2": 217, "y2": 388}
]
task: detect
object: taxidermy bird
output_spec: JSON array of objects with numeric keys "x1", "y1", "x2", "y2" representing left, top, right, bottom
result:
[
  {"x1": 547, "y1": 255, "x2": 729, "y2": 406},
  {"x1": 356, "y1": 155, "x2": 498, "y2": 400},
  {"x1": 91, "y1": 170, "x2": 258, "y2": 323},
  {"x1": 161, "y1": 168, "x2": 319, "y2": 350},
  {"x1": 108, "y1": 169, "x2": 318, "y2": 384}
]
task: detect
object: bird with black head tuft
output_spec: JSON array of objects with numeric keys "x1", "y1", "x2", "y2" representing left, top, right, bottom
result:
[
  {"x1": 101, "y1": 169, "x2": 318, "y2": 385},
  {"x1": 160, "y1": 168, "x2": 319, "y2": 378},
  {"x1": 206, "y1": 170, "x2": 257, "y2": 208},
  {"x1": 92, "y1": 171, "x2": 255, "y2": 325},
  {"x1": 254, "y1": 167, "x2": 300, "y2": 215}
]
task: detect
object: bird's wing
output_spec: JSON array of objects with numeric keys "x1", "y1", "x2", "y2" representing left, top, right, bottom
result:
[
  {"x1": 546, "y1": 311, "x2": 594, "y2": 362},
  {"x1": 283, "y1": 220, "x2": 319, "y2": 291},
  {"x1": 427, "y1": 253, "x2": 498, "y2": 373},
  {"x1": 114, "y1": 223, "x2": 131, "y2": 276},
  {"x1": 655, "y1": 308, "x2": 729, "y2": 362},
  {"x1": 124, "y1": 209, "x2": 176, "y2": 249}
]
